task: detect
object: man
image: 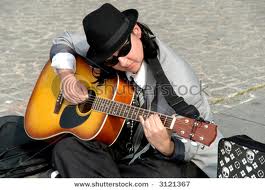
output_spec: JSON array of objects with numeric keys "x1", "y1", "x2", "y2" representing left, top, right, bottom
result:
[{"x1": 50, "y1": 3, "x2": 223, "y2": 177}]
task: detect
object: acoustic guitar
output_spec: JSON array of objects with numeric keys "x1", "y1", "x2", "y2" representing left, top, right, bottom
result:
[{"x1": 24, "y1": 56, "x2": 217, "y2": 146}]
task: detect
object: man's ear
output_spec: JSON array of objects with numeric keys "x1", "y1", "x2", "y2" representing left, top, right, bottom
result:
[{"x1": 132, "y1": 24, "x2": 142, "y2": 39}]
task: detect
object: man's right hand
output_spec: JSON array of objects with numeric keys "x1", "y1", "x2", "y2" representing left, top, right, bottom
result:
[{"x1": 57, "y1": 69, "x2": 88, "y2": 104}]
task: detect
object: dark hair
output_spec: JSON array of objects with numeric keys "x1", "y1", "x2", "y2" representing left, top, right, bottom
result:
[{"x1": 92, "y1": 22, "x2": 158, "y2": 85}]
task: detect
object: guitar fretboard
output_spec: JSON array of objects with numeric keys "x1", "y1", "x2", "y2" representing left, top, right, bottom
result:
[{"x1": 92, "y1": 97, "x2": 174, "y2": 128}]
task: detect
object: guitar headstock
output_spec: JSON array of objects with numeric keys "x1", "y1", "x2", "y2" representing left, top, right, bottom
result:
[{"x1": 173, "y1": 117, "x2": 217, "y2": 146}]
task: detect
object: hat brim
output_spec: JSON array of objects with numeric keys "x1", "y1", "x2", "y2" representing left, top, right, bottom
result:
[{"x1": 86, "y1": 9, "x2": 138, "y2": 67}]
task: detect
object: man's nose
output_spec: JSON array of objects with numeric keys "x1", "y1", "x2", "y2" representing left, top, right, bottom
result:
[{"x1": 118, "y1": 57, "x2": 128, "y2": 66}]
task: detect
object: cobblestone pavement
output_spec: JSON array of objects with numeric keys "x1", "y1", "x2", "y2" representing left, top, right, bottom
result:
[{"x1": 1, "y1": 0, "x2": 265, "y2": 120}]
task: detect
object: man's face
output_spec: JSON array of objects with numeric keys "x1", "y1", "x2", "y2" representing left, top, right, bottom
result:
[{"x1": 111, "y1": 24, "x2": 144, "y2": 73}]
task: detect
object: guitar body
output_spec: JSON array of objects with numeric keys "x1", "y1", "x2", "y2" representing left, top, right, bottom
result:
[{"x1": 24, "y1": 56, "x2": 134, "y2": 145}]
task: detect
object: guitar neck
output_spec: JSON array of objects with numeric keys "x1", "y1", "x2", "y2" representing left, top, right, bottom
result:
[
  {"x1": 92, "y1": 96, "x2": 174, "y2": 128},
  {"x1": 91, "y1": 96, "x2": 217, "y2": 146}
]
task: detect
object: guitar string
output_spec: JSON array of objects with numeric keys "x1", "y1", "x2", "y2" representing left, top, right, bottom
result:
[
  {"x1": 72, "y1": 94, "x2": 171, "y2": 119},
  {"x1": 60, "y1": 96, "x2": 212, "y2": 144},
  {"x1": 65, "y1": 94, "x2": 174, "y2": 127},
  {"x1": 72, "y1": 96, "x2": 211, "y2": 143}
]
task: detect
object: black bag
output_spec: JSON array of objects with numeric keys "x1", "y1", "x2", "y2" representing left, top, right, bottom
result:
[
  {"x1": 217, "y1": 135, "x2": 265, "y2": 178},
  {"x1": 0, "y1": 115, "x2": 54, "y2": 178}
]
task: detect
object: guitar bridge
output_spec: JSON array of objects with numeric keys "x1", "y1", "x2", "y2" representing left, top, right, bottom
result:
[{"x1": 54, "y1": 90, "x2": 64, "y2": 114}]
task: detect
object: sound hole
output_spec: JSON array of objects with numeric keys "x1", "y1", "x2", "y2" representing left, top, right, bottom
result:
[{"x1": 78, "y1": 90, "x2": 96, "y2": 113}]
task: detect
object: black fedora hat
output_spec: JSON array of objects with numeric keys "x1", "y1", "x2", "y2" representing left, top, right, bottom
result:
[{"x1": 83, "y1": 3, "x2": 138, "y2": 65}]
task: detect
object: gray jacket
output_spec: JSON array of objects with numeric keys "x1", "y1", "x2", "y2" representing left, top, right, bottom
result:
[{"x1": 50, "y1": 32, "x2": 223, "y2": 177}]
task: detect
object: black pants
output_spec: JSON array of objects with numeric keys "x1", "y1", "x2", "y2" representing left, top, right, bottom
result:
[{"x1": 52, "y1": 136, "x2": 207, "y2": 178}]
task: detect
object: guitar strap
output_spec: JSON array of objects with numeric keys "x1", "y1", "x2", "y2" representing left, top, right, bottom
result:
[
  {"x1": 146, "y1": 56, "x2": 200, "y2": 119},
  {"x1": 138, "y1": 24, "x2": 200, "y2": 119}
]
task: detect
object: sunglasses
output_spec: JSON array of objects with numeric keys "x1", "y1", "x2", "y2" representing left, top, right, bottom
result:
[{"x1": 104, "y1": 35, "x2": 131, "y2": 67}]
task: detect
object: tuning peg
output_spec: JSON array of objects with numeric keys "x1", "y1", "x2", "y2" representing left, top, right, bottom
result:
[
  {"x1": 204, "y1": 125, "x2": 208, "y2": 129},
  {"x1": 200, "y1": 136, "x2": 204, "y2": 141}
]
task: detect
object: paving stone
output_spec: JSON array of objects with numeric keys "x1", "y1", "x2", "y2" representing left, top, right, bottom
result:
[{"x1": 0, "y1": 0, "x2": 264, "y2": 118}]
